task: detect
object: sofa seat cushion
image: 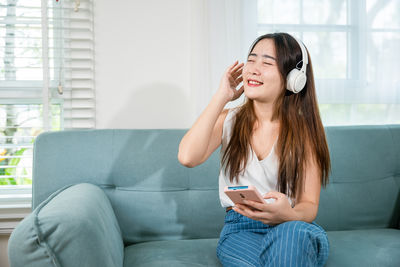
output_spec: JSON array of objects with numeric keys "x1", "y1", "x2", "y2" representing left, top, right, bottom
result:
[
  {"x1": 123, "y1": 229, "x2": 400, "y2": 267},
  {"x1": 123, "y1": 238, "x2": 222, "y2": 267},
  {"x1": 326, "y1": 228, "x2": 400, "y2": 266}
]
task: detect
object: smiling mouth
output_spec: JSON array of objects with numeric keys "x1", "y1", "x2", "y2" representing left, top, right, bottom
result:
[{"x1": 247, "y1": 79, "x2": 263, "y2": 87}]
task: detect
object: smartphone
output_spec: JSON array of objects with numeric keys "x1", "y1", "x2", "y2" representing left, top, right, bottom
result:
[{"x1": 224, "y1": 185, "x2": 266, "y2": 205}]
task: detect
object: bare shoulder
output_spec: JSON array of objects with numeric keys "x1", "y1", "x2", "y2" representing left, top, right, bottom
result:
[
  {"x1": 216, "y1": 108, "x2": 230, "y2": 126},
  {"x1": 220, "y1": 107, "x2": 240, "y2": 120},
  {"x1": 210, "y1": 109, "x2": 231, "y2": 142},
  {"x1": 220, "y1": 108, "x2": 230, "y2": 119},
  {"x1": 197, "y1": 108, "x2": 232, "y2": 165}
]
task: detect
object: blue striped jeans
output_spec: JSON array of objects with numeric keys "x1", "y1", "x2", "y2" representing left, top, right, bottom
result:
[{"x1": 217, "y1": 210, "x2": 330, "y2": 267}]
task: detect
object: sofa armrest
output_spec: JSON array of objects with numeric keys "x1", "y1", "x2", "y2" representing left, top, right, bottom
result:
[{"x1": 8, "y1": 183, "x2": 124, "y2": 267}]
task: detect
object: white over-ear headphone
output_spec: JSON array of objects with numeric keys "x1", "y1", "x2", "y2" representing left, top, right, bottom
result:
[
  {"x1": 247, "y1": 34, "x2": 309, "y2": 94},
  {"x1": 286, "y1": 36, "x2": 308, "y2": 93}
]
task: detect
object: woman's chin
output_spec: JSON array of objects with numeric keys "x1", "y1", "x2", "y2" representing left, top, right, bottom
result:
[
  {"x1": 244, "y1": 86, "x2": 281, "y2": 103},
  {"x1": 244, "y1": 90, "x2": 260, "y2": 100}
]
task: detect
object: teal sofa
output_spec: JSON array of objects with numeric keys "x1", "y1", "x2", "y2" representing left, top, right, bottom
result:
[{"x1": 8, "y1": 126, "x2": 400, "y2": 267}]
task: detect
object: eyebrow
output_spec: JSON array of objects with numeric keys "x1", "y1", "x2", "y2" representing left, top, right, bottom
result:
[{"x1": 248, "y1": 53, "x2": 276, "y2": 60}]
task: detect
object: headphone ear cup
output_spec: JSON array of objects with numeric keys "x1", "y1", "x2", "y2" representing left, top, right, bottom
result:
[
  {"x1": 286, "y1": 69, "x2": 306, "y2": 93},
  {"x1": 286, "y1": 69, "x2": 299, "y2": 92}
]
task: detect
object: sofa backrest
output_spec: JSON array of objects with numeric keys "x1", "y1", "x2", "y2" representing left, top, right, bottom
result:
[
  {"x1": 33, "y1": 129, "x2": 225, "y2": 244},
  {"x1": 317, "y1": 125, "x2": 400, "y2": 231},
  {"x1": 32, "y1": 126, "x2": 400, "y2": 244}
]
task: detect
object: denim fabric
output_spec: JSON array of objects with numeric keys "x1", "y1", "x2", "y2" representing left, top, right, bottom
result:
[{"x1": 217, "y1": 210, "x2": 330, "y2": 267}]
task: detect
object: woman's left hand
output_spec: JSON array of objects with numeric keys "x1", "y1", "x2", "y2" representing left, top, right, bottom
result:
[{"x1": 233, "y1": 191, "x2": 298, "y2": 226}]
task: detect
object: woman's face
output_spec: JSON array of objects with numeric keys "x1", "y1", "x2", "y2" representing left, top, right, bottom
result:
[{"x1": 243, "y1": 38, "x2": 284, "y2": 103}]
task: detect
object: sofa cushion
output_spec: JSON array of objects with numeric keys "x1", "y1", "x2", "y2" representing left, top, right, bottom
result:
[
  {"x1": 123, "y1": 229, "x2": 400, "y2": 267},
  {"x1": 123, "y1": 238, "x2": 221, "y2": 267},
  {"x1": 124, "y1": 228, "x2": 400, "y2": 267},
  {"x1": 317, "y1": 126, "x2": 400, "y2": 231},
  {"x1": 325, "y1": 228, "x2": 400, "y2": 266},
  {"x1": 8, "y1": 183, "x2": 124, "y2": 267}
]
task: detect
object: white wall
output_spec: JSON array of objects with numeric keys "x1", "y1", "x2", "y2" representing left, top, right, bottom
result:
[
  {"x1": 94, "y1": 0, "x2": 194, "y2": 129},
  {"x1": 0, "y1": 234, "x2": 9, "y2": 267},
  {"x1": 0, "y1": 3, "x2": 197, "y2": 266}
]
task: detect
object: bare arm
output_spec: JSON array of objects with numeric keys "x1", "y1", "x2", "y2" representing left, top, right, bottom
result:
[
  {"x1": 178, "y1": 96, "x2": 227, "y2": 167},
  {"x1": 291, "y1": 153, "x2": 321, "y2": 223},
  {"x1": 178, "y1": 61, "x2": 244, "y2": 167}
]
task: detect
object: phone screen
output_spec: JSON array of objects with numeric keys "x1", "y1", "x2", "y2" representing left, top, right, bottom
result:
[{"x1": 228, "y1": 186, "x2": 249, "y2": 190}]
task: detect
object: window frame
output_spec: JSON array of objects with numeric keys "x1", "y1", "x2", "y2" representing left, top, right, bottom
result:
[
  {"x1": 0, "y1": 0, "x2": 64, "y2": 232},
  {"x1": 256, "y1": 0, "x2": 363, "y2": 100},
  {"x1": 255, "y1": 0, "x2": 400, "y2": 116},
  {"x1": 1, "y1": 0, "x2": 95, "y2": 232}
]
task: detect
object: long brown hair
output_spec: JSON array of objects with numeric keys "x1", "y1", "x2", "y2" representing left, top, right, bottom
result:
[{"x1": 222, "y1": 33, "x2": 330, "y2": 202}]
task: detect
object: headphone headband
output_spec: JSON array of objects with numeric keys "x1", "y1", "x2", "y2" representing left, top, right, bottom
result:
[
  {"x1": 292, "y1": 36, "x2": 308, "y2": 73},
  {"x1": 247, "y1": 34, "x2": 308, "y2": 66},
  {"x1": 287, "y1": 35, "x2": 308, "y2": 93}
]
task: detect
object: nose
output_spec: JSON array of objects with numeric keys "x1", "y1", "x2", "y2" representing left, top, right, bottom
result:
[
  {"x1": 251, "y1": 69, "x2": 260, "y2": 75},
  {"x1": 245, "y1": 62, "x2": 261, "y2": 76}
]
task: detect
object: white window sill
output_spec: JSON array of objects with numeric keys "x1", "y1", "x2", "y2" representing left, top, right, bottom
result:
[
  {"x1": 0, "y1": 186, "x2": 32, "y2": 234},
  {"x1": 0, "y1": 206, "x2": 31, "y2": 234}
]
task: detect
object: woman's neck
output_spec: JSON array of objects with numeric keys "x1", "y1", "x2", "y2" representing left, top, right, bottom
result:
[{"x1": 252, "y1": 100, "x2": 279, "y2": 124}]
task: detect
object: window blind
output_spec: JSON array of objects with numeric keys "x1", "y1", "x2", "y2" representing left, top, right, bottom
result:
[
  {"x1": 0, "y1": 0, "x2": 95, "y2": 223},
  {"x1": 51, "y1": 0, "x2": 95, "y2": 129}
]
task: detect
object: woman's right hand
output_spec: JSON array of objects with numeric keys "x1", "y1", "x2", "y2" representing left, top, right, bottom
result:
[{"x1": 216, "y1": 61, "x2": 244, "y2": 103}]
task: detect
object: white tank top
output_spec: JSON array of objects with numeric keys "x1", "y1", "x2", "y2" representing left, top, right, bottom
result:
[{"x1": 218, "y1": 108, "x2": 295, "y2": 208}]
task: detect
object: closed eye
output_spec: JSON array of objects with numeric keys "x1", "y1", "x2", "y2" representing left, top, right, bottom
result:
[{"x1": 263, "y1": 62, "x2": 272, "y2": 65}]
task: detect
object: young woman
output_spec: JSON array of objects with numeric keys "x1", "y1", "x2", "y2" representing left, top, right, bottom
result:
[{"x1": 178, "y1": 32, "x2": 330, "y2": 267}]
